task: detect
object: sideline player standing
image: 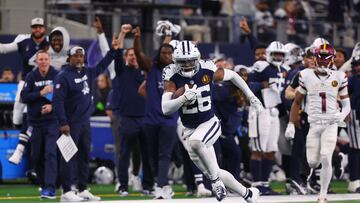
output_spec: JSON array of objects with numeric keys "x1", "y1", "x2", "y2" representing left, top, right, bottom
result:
[
  {"x1": 161, "y1": 40, "x2": 263, "y2": 202},
  {"x1": 286, "y1": 43, "x2": 351, "y2": 203},
  {"x1": 248, "y1": 41, "x2": 287, "y2": 194}
]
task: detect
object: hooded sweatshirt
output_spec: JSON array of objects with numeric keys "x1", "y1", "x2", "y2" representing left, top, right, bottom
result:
[{"x1": 48, "y1": 26, "x2": 70, "y2": 70}]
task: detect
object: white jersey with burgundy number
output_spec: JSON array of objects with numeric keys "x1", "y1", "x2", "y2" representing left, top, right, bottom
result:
[{"x1": 298, "y1": 69, "x2": 348, "y2": 124}]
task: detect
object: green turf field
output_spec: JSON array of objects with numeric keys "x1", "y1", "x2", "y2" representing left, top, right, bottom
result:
[{"x1": 0, "y1": 180, "x2": 358, "y2": 203}]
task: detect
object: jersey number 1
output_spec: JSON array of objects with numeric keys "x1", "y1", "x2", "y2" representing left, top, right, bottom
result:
[{"x1": 319, "y1": 92, "x2": 326, "y2": 113}]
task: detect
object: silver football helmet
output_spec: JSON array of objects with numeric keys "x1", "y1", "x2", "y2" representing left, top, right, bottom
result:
[{"x1": 172, "y1": 40, "x2": 201, "y2": 78}]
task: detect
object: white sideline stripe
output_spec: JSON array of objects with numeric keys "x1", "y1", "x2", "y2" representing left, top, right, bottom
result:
[{"x1": 91, "y1": 194, "x2": 360, "y2": 203}]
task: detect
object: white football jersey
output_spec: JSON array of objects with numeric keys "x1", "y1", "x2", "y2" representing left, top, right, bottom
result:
[{"x1": 298, "y1": 69, "x2": 348, "y2": 123}]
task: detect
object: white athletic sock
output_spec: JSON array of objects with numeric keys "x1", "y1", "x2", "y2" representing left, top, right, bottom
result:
[
  {"x1": 320, "y1": 154, "x2": 332, "y2": 198},
  {"x1": 219, "y1": 169, "x2": 247, "y2": 196}
]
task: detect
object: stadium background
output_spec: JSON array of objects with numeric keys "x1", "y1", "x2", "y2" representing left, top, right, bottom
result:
[{"x1": 0, "y1": 0, "x2": 360, "y2": 202}]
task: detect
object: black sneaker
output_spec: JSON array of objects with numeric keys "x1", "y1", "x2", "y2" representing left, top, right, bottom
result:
[{"x1": 334, "y1": 153, "x2": 345, "y2": 179}]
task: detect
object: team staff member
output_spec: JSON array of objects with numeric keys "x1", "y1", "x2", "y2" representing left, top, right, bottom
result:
[
  {"x1": 20, "y1": 50, "x2": 58, "y2": 199},
  {"x1": 53, "y1": 43, "x2": 121, "y2": 202}
]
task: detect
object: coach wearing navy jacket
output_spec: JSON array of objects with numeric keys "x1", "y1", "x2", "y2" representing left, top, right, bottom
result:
[
  {"x1": 53, "y1": 43, "x2": 121, "y2": 202},
  {"x1": 21, "y1": 50, "x2": 58, "y2": 199}
]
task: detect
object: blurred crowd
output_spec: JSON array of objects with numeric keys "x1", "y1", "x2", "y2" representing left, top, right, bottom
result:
[{"x1": 0, "y1": 1, "x2": 360, "y2": 201}]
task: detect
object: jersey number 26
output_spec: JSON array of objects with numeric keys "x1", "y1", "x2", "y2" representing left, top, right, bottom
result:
[{"x1": 182, "y1": 84, "x2": 211, "y2": 114}]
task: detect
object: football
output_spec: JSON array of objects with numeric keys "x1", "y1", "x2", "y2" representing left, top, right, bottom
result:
[
  {"x1": 171, "y1": 84, "x2": 194, "y2": 99},
  {"x1": 171, "y1": 86, "x2": 185, "y2": 99}
]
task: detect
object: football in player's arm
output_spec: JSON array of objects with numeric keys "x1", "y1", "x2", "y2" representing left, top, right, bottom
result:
[
  {"x1": 162, "y1": 62, "x2": 263, "y2": 116},
  {"x1": 161, "y1": 40, "x2": 263, "y2": 202}
]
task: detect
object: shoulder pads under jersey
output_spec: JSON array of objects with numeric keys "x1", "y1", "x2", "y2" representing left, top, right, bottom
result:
[
  {"x1": 252, "y1": 61, "x2": 270, "y2": 72},
  {"x1": 162, "y1": 64, "x2": 177, "y2": 81},
  {"x1": 199, "y1": 59, "x2": 217, "y2": 72}
]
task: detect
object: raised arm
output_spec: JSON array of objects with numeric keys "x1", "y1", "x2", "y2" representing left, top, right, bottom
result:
[
  {"x1": 133, "y1": 26, "x2": 153, "y2": 72},
  {"x1": 93, "y1": 34, "x2": 124, "y2": 76},
  {"x1": 94, "y1": 17, "x2": 109, "y2": 56},
  {"x1": 239, "y1": 18, "x2": 258, "y2": 50}
]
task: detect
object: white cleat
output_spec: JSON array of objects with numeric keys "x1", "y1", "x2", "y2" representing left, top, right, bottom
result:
[
  {"x1": 60, "y1": 191, "x2": 85, "y2": 202},
  {"x1": 162, "y1": 185, "x2": 175, "y2": 199},
  {"x1": 244, "y1": 187, "x2": 260, "y2": 203},
  {"x1": 211, "y1": 179, "x2": 227, "y2": 201},
  {"x1": 78, "y1": 189, "x2": 101, "y2": 201},
  {"x1": 153, "y1": 187, "x2": 163, "y2": 199},
  {"x1": 348, "y1": 180, "x2": 360, "y2": 193},
  {"x1": 196, "y1": 183, "x2": 212, "y2": 197},
  {"x1": 8, "y1": 144, "x2": 24, "y2": 165},
  {"x1": 154, "y1": 185, "x2": 174, "y2": 199}
]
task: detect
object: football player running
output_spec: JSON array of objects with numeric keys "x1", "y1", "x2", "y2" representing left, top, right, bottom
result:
[
  {"x1": 286, "y1": 43, "x2": 351, "y2": 203},
  {"x1": 161, "y1": 40, "x2": 263, "y2": 202}
]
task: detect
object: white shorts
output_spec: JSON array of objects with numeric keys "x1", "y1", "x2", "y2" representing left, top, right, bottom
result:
[
  {"x1": 306, "y1": 122, "x2": 338, "y2": 159},
  {"x1": 183, "y1": 116, "x2": 221, "y2": 147},
  {"x1": 248, "y1": 107, "x2": 280, "y2": 152}
]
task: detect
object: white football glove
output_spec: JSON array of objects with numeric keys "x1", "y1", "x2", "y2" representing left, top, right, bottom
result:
[
  {"x1": 182, "y1": 84, "x2": 198, "y2": 104},
  {"x1": 155, "y1": 22, "x2": 169, "y2": 36},
  {"x1": 285, "y1": 122, "x2": 295, "y2": 140},
  {"x1": 249, "y1": 96, "x2": 264, "y2": 114},
  {"x1": 155, "y1": 20, "x2": 181, "y2": 37},
  {"x1": 169, "y1": 23, "x2": 181, "y2": 36}
]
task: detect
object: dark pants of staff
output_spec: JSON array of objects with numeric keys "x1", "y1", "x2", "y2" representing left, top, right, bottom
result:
[
  {"x1": 30, "y1": 121, "x2": 58, "y2": 191},
  {"x1": 144, "y1": 124, "x2": 177, "y2": 187},
  {"x1": 118, "y1": 116, "x2": 153, "y2": 191},
  {"x1": 60, "y1": 121, "x2": 91, "y2": 193}
]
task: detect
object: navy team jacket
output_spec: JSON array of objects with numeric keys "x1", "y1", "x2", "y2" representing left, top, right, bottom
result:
[
  {"x1": 21, "y1": 66, "x2": 58, "y2": 126},
  {"x1": 53, "y1": 48, "x2": 121, "y2": 126}
]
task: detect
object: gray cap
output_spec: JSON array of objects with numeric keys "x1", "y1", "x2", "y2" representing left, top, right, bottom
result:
[{"x1": 31, "y1": 17, "x2": 44, "y2": 27}]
